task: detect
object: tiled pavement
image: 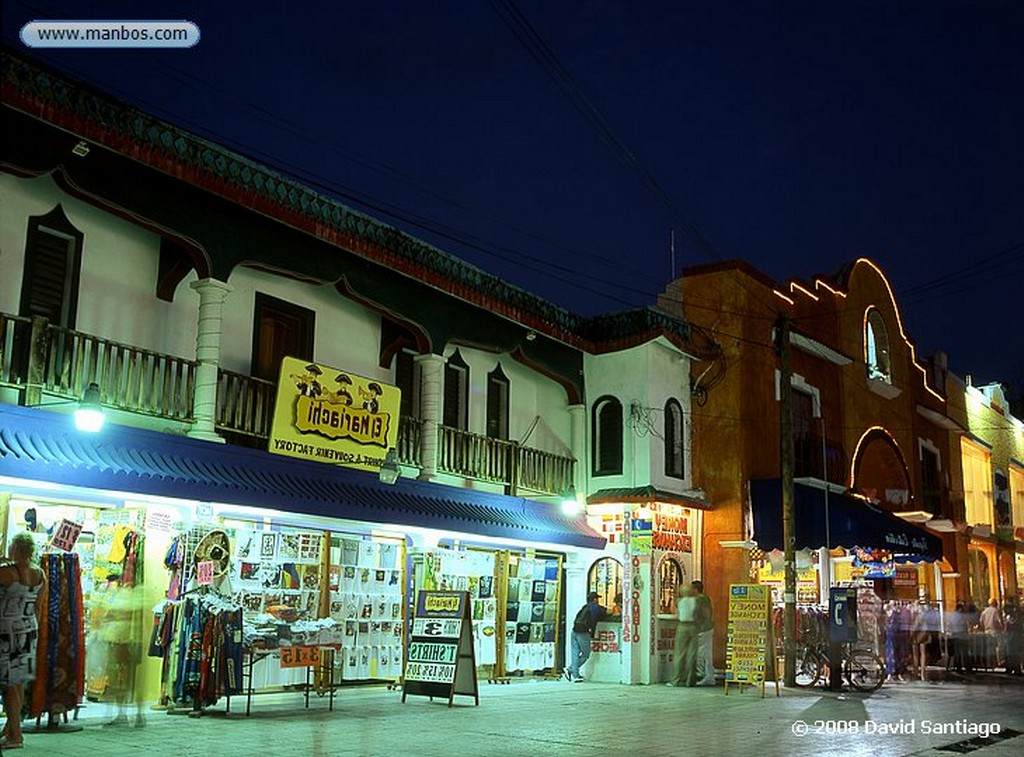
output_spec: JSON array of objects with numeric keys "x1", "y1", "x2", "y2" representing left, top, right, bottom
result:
[{"x1": 6, "y1": 672, "x2": 1023, "y2": 757}]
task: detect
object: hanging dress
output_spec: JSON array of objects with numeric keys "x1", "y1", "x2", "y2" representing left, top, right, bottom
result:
[{"x1": 0, "y1": 577, "x2": 43, "y2": 687}]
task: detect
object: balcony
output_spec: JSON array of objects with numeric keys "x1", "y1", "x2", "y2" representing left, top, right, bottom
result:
[
  {"x1": 1, "y1": 313, "x2": 574, "y2": 496},
  {"x1": 794, "y1": 432, "x2": 847, "y2": 485},
  {"x1": 1, "y1": 314, "x2": 194, "y2": 421},
  {"x1": 437, "y1": 425, "x2": 574, "y2": 496}
]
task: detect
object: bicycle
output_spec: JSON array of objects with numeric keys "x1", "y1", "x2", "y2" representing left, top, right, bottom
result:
[{"x1": 793, "y1": 640, "x2": 885, "y2": 692}]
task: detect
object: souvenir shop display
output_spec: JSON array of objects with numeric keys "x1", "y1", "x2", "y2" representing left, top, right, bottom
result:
[
  {"x1": 329, "y1": 537, "x2": 404, "y2": 681},
  {"x1": 153, "y1": 592, "x2": 244, "y2": 709},
  {"x1": 414, "y1": 549, "x2": 564, "y2": 679},
  {"x1": 233, "y1": 528, "x2": 324, "y2": 626},
  {"x1": 29, "y1": 551, "x2": 86, "y2": 723},
  {"x1": 503, "y1": 555, "x2": 560, "y2": 675},
  {"x1": 84, "y1": 510, "x2": 146, "y2": 705},
  {"x1": 151, "y1": 525, "x2": 244, "y2": 712},
  {"x1": 420, "y1": 549, "x2": 499, "y2": 667}
]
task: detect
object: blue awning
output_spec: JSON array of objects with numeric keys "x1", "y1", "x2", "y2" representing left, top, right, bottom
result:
[
  {"x1": 0, "y1": 405, "x2": 605, "y2": 549},
  {"x1": 750, "y1": 478, "x2": 943, "y2": 561}
]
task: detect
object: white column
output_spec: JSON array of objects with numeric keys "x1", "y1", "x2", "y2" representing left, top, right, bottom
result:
[
  {"x1": 414, "y1": 353, "x2": 445, "y2": 480},
  {"x1": 818, "y1": 548, "x2": 831, "y2": 605},
  {"x1": 187, "y1": 278, "x2": 233, "y2": 442},
  {"x1": 569, "y1": 403, "x2": 586, "y2": 497}
]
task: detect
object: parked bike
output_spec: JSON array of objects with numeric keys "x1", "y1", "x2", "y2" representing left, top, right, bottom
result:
[{"x1": 794, "y1": 639, "x2": 885, "y2": 692}]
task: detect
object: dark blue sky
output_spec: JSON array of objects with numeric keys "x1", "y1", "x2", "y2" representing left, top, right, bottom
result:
[{"x1": 4, "y1": 1, "x2": 1022, "y2": 388}]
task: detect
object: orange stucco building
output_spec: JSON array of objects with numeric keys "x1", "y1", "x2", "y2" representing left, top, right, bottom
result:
[{"x1": 660, "y1": 258, "x2": 965, "y2": 664}]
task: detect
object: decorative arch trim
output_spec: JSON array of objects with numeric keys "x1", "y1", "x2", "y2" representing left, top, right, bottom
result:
[{"x1": 850, "y1": 425, "x2": 912, "y2": 501}]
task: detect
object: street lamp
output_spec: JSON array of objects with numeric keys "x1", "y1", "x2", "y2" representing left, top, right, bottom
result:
[
  {"x1": 560, "y1": 484, "x2": 580, "y2": 515},
  {"x1": 378, "y1": 448, "x2": 401, "y2": 485},
  {"x1": 73, "y1": 382, "x2": 105, "y2": 432}
]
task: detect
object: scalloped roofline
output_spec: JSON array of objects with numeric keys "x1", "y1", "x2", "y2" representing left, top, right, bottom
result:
[{"x1": 2, "y1": 48, "x2": 702, "y2": 356}]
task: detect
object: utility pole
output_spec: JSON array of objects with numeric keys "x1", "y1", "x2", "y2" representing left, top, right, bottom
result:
[{"x1": 776, "y1": 314, "x2": 797, "y2": 687}]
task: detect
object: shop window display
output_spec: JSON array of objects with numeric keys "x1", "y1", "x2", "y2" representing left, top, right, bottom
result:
[
  {"x1": 503, "y1": 554, "x2": 561, "y2": 675},
  {"x1": 233, "y1": 529, "x2": 325, "y2": 624},
  {"x1": 328, "y1": 536, "x2": 404, "y2": 682},
  {"x1": 30, "y1": 550, "x2": 86, "y2": 723},
  {"x1": 968, "y1": 548, "x2": 991, "y2": 607},
  {"x1": 587, "y1": 557, "x2": 623, "y2": 611},
  {"x1": 420, "y1": 549, "x2": 500, "y2": 667},
  {"x1": 152, "y1": 525, "x2": 244, "y2": 710},
  {"x1": 413, "y1": 548, "x2": 563, "y2": 678},
  {"x1": 658, "y1": 557, "x2": 684, "y2": 615}
]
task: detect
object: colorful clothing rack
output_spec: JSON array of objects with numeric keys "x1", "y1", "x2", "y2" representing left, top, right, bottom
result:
[{"x1": 30, "y1": 552, "x2": 86, "y2": 720}]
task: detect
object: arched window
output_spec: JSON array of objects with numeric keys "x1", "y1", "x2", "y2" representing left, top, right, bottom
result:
[
  {"x1": 664, "y1": 398, "x2": 685, "y2": 479},
  {"x1": 443, "y1": 349, "x2": 469, "y2": 430},
  {"x1": 865, "y1": 308, "x2": 892, "y2": 383},
  {"x1": 658, "y1": 556, "x2": 686, "y2": 614},
  {"x1": 592, "y1": 396, "x2": 623, "y2": 476},
  {"x1": 486, "y1": 364, "x2": 509, "y2": 440},
  {"x1": 587, "y1": 557, "x2": 623, "y2": 611},
  {"x1": 967, "y1": 548, "x2": 991, "y2": 607}
]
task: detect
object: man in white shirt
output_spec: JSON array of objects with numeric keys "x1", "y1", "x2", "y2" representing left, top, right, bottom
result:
[
  {"x1": 979, "y1": 599, "x2": 1004, "y2": 668},
  {"x1": 692, "y1": 580, "x2": 715, "y2": 686},
  {"x1": 667, "y1": 585, "x2": 698, "y2": 687}
]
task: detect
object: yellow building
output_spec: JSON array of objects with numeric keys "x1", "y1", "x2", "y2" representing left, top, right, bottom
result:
[{"x1": 960, "y1": 380, "x2": 1024, "y2": 604}]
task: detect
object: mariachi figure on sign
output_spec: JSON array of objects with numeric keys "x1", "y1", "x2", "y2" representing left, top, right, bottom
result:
[
  {"x1": 360, "y1": 382, "x2": 383, "y2": 414},
  {"x1": 291, "y1": 364, "x2": 323, "y2": 398},
  {"x1": 328, "y1": 373, "x2": 354, "y2": 405}
]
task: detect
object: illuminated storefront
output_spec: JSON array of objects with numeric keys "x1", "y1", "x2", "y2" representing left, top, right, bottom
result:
[
  {"x1": 0, "y1": 404, "x2": 605, "y2": 718},
  {"x1": 583, "y1": 491, "x2": 706, "y2": 684}
]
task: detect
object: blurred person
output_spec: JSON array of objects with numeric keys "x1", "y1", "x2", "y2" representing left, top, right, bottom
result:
[
  {"x1": 667, "y1": 584, "x2": 698, "y2": 687},
  {"x1": 92, "y1": 579, "x2": 148, "y2": 726},
  {"x1": 944, "y1": 602, "x2": 969, "y2": 674},
  {"x1": 692, "y1": 580, "x2": 715, "y2": 686},
  {"x1": 979, "y1": 599, "x2": 1005, "y2": 669},
  {"x1": 0, "y1": 533, "x2": 45, "y2": 750},
  {"x1": 1003, "y1": 599, "x2": 1021, "y2": 675},
  {"x1": 910, "y1": 601, "x2": 938, "y2": 683},
  {"x1": 966, "y1": 602, "x2": 982, "y2": 670},
  {"x1": 610, "y1": 593, "x2": 623, "y2": 618}
]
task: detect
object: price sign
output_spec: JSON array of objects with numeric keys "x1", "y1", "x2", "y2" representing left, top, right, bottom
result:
[
  {"x1": 280, "y1": 645, "x2": 321, "y2": 668},
  {"x1": 145, "y1": 510, "x2": 175, "y2": 533},
  {"x1": 49, "y1": 519, "x2": 84, "y2": 552},
  {"x1": 197, "y1": 560, "x2": 214, "y2": 585},
  {"x1": 402, "y1": 591, "x2": 479, "y2": 707}
]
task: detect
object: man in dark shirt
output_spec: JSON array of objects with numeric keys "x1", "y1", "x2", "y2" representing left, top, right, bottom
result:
[{"x1": 565, "y1": 591, "x2": 607, "y2": 682}]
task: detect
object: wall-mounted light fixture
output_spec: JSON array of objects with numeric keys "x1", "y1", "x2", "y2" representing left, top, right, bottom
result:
[
  {"x1": 74, "y1": 382, "x2": 105, "y2": 432},
  {"x1": 378, "y1": 448, "x2": 401, "y2": 485},
  {"x1": 560, "y1": 484, "x2": 580, "y2": 516}
]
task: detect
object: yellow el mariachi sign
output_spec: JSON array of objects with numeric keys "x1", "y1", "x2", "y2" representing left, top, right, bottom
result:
[{"x1": 269, "y1": 356, "x2": 401, "y2": 473}]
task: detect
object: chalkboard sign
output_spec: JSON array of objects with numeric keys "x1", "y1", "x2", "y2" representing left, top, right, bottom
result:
[{"x1": 402, "y1": 590, "x2": 479, "y2": 707}]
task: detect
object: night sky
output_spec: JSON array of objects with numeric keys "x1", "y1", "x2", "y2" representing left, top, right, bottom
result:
[{"x1": 4, "y1": 1, "x2": 1022, "y2": 391}]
